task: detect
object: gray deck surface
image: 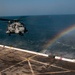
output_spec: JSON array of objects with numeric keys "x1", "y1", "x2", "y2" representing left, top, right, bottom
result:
[{"x1": 0, "y1": 46, "x2": 75, "y2": 75}]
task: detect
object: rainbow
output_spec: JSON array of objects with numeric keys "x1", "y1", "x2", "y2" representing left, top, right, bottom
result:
[{"x1": 44, "y1": 24, "x2": 75, "y2": 49}]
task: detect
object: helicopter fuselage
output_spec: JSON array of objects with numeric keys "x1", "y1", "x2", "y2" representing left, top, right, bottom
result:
[
  {"x1": 6, "y1": 22, "x2": 27, "y2": 35},
  {"x1": 0, "y1": 17, "x2": 28, "y2": 36}
]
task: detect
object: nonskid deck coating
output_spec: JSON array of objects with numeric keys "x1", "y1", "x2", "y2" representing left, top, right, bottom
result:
[{"x1": 0, "y1": 45, "x2": 74, "y2": 75}]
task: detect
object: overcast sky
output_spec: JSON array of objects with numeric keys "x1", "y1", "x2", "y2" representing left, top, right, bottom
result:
[{"x1": 0, "y1": 0, "x2": 75, "y2": 16}]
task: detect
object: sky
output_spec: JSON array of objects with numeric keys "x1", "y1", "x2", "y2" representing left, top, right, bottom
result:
[{"x1": 0, "y1": 0, "x2": 75, "y2": 16}]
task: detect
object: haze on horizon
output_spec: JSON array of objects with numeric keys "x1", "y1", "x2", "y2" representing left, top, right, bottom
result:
[{"x1": 0, "y1": 0, "x2": 75, "y2": 16}]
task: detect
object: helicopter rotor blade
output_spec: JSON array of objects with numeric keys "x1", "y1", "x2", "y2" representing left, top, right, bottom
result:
[
  {"x1": 0, "y1": 18, "x2": 10, "y2": 21},
  {"x1": 0, "y1": 16, "x2": 25, "y2": 22},
  {"x1": 16, "y1": 16, "x2": 25, "y2": 21}
]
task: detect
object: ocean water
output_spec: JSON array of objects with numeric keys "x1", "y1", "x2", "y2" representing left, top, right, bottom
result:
[{"x1": 0, "y1": 15, "x2": 75, "y2": 58}]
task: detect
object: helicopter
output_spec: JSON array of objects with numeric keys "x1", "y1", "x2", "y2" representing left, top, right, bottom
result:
[{"x1": 0, "y1": 17, "x2": 28, "y2": 36}]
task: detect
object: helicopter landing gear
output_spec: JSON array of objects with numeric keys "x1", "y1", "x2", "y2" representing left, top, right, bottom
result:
[
  {"x1": 19, "y1": 32, "x2": 24, "y2": 36},
  {"x1": 24, "y1": 29, "x2": 28, "y2": 33},
  {"x1": 8, "y1": 33, "x2": 11, "y2": 36},
  {"x1": 6, "y1": 30, "x2": 11, "y2": 36}
]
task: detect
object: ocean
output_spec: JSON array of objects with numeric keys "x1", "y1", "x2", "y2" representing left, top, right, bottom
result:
[{"x1": 0, "y1": 15, "x2": 75, "y2": 58}]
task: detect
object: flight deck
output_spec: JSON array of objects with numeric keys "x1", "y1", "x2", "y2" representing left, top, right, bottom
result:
[{"x1": 0, "y1": 45, "x2": 75, "y2": 75}]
